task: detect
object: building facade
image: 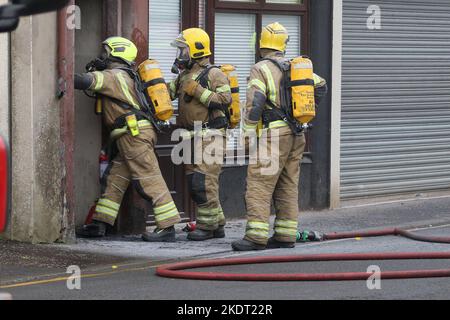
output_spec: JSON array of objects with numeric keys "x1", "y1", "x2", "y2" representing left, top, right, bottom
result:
[{"x1": 0, "y1": 0, "x2": 449, "y2": 243}]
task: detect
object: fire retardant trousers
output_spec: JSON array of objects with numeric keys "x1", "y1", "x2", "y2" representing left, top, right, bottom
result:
[
  {"x1": 185, "y1": 130, "x2": 226, "y2": 231},
  {"x1": 244, "y1": 126, "x2": 306, "y2": 245},
  {"x1": 93, "y1": 127, "x2": 181, "y2": 229}
]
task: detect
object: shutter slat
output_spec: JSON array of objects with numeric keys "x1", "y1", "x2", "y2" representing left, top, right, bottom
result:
[
  {"x1": 341, "y1": 0, "x2": 450, "y2": 199},
  {"x1": 149, "y1": 0, "x2": 181, "y2": 82}
]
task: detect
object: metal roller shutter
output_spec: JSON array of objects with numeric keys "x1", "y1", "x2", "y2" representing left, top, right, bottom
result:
[
  {"x1": 199, "y1": 0, "x2": 205, "y2": 29},
  {"x1": 215, "y1": 12, "x2": 256, "y2": 102},
  {"x1": 341, "y1": 0, "x2": 450, "y2": 199},
  {"x1": 148, "y1": 0, "x2": 181, "y2": 82}
]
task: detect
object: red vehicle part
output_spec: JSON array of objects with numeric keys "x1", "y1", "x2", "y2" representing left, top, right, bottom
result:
[
  {"x1": 0, "y1": 136, "x2": 9, "y2": 233},
  {"x1": 156, "y1": 228, "x2": 450, "y2": 281}
]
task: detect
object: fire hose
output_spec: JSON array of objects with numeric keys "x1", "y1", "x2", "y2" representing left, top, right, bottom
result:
[{"x1": 156, "y1": 227, "x2": 450, "y2": 281}]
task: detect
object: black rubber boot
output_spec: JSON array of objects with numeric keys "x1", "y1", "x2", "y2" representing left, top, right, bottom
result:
[
  {"x1": 187, "y1": 228, "x2": 214, "y2": 241},
  {"x1": 142, "y1": 226, "x2": 176, "y2": 242},
  {"x1": 213, "y1": 225, "x2": 226, "y2": 239},
  {"x1": 266, "y1": 237, "x2": 295, "y2": 249},
  {"x1": 231, "y1": 239, "x2": 266, "y2": 251},
  {"x1": 187, "y1": 225, "x2": 226, "y2": 241},
  {"x1": 76, "y1": 220, "x2": 107, "y2": 238}
]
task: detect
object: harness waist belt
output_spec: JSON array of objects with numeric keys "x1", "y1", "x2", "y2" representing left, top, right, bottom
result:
[{"x1": 110, "y1": 120, "x2": 152, "y2": 140}]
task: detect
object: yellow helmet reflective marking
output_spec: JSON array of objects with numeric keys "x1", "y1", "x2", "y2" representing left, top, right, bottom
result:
[
  {"x1": 172, "y1": 28, "x2": 212, "y2": 59},
  {"x1": 103, "y1": 36, "x2": 138, "y2": 64},
  {"x1": 260, "y1": 22, "x2": 289, "y2": 52}
]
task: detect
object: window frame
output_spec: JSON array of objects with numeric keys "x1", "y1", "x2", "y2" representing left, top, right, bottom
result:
[
  {"x1": 206, "y1": 0, "x2": 310, "y2": 63},
  {"x1": 182, "y1": 0, "x2": 200, "y2": 29}
]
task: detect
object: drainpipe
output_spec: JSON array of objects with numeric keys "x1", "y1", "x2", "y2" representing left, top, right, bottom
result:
[{"x1": 57, "y1": 1, "x2": 75, "y2": 242}]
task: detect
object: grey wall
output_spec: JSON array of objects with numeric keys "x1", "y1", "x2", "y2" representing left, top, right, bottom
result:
[
  {"x1": 1, "y1": 14, "x2": 64, "y2": 243},
  {"x1": 308, "y1": 0, "x2": 333, "y2": 209},
  {"x1": 74, "y1": 0, "x2": 103, "y2": 227}
]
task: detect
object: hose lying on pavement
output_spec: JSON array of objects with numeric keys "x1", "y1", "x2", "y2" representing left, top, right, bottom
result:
[
  {"x1": 323, "y1": 227, "x2": 450, "y2": 243},
  {"x1": 156, "y1": 228, "x2": 450, "y2": 281}
]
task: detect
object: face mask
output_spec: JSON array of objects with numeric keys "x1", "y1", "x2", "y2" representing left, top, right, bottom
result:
[
  {"x1": 86, "y1": 58, "x2": 109, "y2": 72},
  {"x1": 85, "y1": 47, "x2": 111, "y2": 72},
  {"x1": 177, "y1": 47, "x2": 190, "y2": 61},
  {"x1": 171, "y1": 46, "x2": 191, "y2": 74}
]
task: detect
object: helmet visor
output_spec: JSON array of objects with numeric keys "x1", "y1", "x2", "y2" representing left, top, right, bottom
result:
[
  {"x1": 176, "y1": 46, "x2": 190, "y2": 61},
  {"x1": 99, "y1": 45, "x2": 111, "y2": 60}
]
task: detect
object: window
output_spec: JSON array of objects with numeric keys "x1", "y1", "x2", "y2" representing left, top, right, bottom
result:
[
  {"x1": 214, "y1": 13, "x2": 256, "y2": 101},
  {"x1": 204, "y1": 0, "x2": 310, "y2": 157},
  {"x1": 199, "y1": 0, "x2": 206, "y2": 29},
  {"x1": 149, "y1": 0, "x2": 182, "y2": 122},
  {"x1": 148, "y1": 0, "x2": 181, "y2": 82},
  {"x1": 206, "y1": 0, "x2": 309, "y2": 99}
]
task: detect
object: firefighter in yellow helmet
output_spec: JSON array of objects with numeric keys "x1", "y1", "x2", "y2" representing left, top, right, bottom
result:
[
  {"x1": 74, "y1": 36, "x2": 181, "y2": 241},
  {"x1": 232, "y1": 23, "x2": 328, "y2": 251},
  {"x1": 165, "y1": 28, "x2": 232, "y2": 241}
]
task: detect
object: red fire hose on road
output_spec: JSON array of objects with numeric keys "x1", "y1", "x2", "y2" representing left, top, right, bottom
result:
[{"x1": 156, "y1": 227, "x2": 450, "y2": 281}]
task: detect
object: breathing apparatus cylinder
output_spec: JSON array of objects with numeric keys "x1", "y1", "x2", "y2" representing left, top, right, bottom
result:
[
  {"x1": 290, "y1": 56, "x2": 316, "y2": 125},
  {"x1": 220, "y1": 64, "x2": 241, "y2": 128},
  {"x1": 138, "y1": 59, "x2": 174, "y2": 121}
]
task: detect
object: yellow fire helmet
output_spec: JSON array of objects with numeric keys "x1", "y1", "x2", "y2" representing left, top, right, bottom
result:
[
  {"x1": 260, "y1": 22, "x2": 290, "y2": 52},
  {"x1": 102, "y1": 36, "x2": 138, "y2": 65},
  {"x1": 171, "y1": 28, "x2": 212, "y2": 59}
]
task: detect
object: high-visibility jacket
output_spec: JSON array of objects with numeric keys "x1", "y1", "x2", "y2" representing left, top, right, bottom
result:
[{"x1": 243, "y1": 50, "x2": 327, "y2": 132}]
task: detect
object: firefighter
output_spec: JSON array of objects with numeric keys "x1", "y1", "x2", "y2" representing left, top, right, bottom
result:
[
  {"x1": 74, "y1": 37, "x2": 181, "y2": 242},
  {"x1": 164, "y1": 28, "x2": 232, "y2": 241},
  {"x1": 232, "y1": 23, "x2": 328, "y2": 251}
]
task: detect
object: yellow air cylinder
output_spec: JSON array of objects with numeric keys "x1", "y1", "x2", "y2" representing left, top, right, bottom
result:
[
  {"x1": 220, "y1": 64, "x2": 241, "y2": 128},
  {"x1": 138, "y1": 59, "x2": 174, "y2": 121},
  {"x1": 291, "y1": 56, "x2": 316, "y2": 124}
]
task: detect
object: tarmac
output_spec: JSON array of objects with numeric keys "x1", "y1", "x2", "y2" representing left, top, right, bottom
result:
[{"x1": 1, "y1": 195, "x2": 450, "y2": 300}]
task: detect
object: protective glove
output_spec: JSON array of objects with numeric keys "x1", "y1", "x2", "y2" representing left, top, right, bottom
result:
[{"x1": 183, "y1": 79, "x2": 200, "y2": 97}]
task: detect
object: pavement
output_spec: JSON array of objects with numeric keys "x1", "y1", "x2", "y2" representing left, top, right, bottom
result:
[{"x1": 1, "y1": 195, "x2": 450, "y2": 300}]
